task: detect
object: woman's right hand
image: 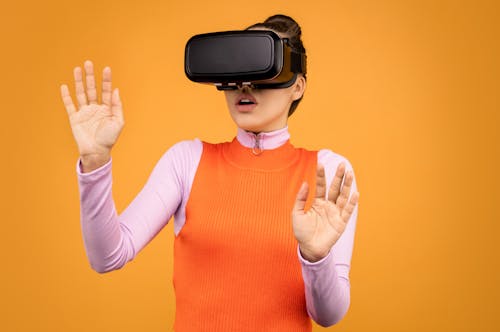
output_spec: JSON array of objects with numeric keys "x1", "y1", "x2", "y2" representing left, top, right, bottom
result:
[{"x1": 60, "y1": 60, "x2": 124, "y2": 172}]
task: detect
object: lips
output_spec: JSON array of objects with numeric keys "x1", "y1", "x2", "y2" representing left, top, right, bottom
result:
[
  {"x1": 235, "y1": 93, "x2": 257, "y2": 112},
  {"x1": 236, "y1": 93, "x2": 257, "y2": 105}
]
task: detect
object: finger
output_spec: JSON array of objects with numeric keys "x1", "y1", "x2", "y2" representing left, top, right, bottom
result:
[
  {"x1": 341, "y1": 191, "x2": 359, "y2": 223},
  {"x1": 315, "y1": 163, "x2": 327, "y2": 199},
  {"x1": 111, "y1": 88, "x2": 124, "y2": 123},
  {"x1": 84, "y1": 60, "x2": 98, "y2": 104},
  {"x1": 73, "y1": 66, "x2": 88, "y2": 107},
  {"x1": 60, "y1": 84, "x2": 77, "y2": 116},
  {"x1": 328, "y1": 162, "x2": 346, "y2": 203},
  {"x1": 336, "y1": 170, "x2": 354, "y2": 210},
  {"x1": 102, "y1": 66, "x2": 112, "y2": 106},
  {"x1": 293, "y1": 182, "x2": 309, "y2": 213}
]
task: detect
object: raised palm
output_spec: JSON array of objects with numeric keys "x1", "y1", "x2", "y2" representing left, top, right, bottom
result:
[
  {"x1": 60, "y1": 60, "x2": 124, "y2": 159},
  {"x1": 292, "y1": 163, "x2": 359, "y2": 262}
]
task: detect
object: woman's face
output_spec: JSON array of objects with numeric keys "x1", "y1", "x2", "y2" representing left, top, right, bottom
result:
[{"x1": 223, "y1": 76, "x2": 306, "y2": 133}]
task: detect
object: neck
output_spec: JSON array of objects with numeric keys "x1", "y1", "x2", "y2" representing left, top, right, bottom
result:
[{"x1": 236, "y1": 126, "x2": 290, "y2": 150}]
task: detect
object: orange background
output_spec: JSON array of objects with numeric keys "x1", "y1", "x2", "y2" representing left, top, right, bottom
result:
[{"x1": 1, "y1": 0, "x2": 498, "y2": 331}]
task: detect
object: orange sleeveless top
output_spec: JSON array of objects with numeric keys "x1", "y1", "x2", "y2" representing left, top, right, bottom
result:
[{"x1": 173, "y1": 137, "x2": 317, "y2": 331}]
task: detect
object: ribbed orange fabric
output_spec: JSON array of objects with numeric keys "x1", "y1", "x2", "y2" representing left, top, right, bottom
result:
[{"x1": 173, "y1": 137, "x2": 317, "y2": 332}]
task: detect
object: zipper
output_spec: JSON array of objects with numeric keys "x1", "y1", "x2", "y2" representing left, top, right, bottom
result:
[{"x1": 251, "y1": 133, "x2": 263, "y2": 155}]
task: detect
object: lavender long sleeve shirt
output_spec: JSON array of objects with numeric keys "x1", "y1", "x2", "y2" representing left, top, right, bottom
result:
[{"x1": 76, "y1": 126, "x2": 359, "y2": 327}]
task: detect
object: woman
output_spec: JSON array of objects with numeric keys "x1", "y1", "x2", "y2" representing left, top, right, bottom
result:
[{"x1": 60, "y1": 14, "x2": 360, "y2": 332}]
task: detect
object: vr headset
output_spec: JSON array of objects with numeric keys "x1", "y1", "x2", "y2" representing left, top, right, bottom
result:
[{"x1": 184, "y1": 30, "x2": 306, "y2": 90}]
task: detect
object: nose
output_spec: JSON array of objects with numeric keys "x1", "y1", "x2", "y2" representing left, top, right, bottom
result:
[{"x1": 237, "y1": 84, "x2": 254, "y2": 92}]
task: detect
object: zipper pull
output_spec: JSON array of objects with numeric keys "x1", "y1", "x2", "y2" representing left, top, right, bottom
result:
[{"x1": 252, "y1": 134, "x2": 263, "y2": 155}]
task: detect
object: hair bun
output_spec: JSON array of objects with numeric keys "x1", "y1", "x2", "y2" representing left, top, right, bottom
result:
[
  {"x1": 246, "y1": 14, "x2": 305, "y2": 53},
  {"x1": 264, "y1": 14, "x2": 302, "y2": 36}
]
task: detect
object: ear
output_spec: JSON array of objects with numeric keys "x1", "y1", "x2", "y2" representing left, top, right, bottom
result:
[{"x1": 292, "y1": 74, "x2": 307, "y2": 101}]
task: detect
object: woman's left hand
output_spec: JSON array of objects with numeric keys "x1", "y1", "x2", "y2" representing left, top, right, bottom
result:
[{"x1": 292, "y1": 163, "x2": 360, "y2": 263}]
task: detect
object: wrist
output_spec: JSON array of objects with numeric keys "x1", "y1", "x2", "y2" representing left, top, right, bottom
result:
[
  {"x1": 80, "y1": 153, "x2": 111, "y2": 173},
  {"x1": 299, "y1": 245, "x2": 329, "y2": 263}
]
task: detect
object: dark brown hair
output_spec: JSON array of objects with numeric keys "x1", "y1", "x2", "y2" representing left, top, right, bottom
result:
[{"x1": 246, "y1": 14, "x2": 307, "y2": 117}]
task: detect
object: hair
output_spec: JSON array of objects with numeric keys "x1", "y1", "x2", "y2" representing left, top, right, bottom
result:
[{"x1": 245, "y1": 14, "x2": 307, "y2": 117}]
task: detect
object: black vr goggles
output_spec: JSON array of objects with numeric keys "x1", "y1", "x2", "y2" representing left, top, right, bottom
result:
[{"x1": 184, "y1": 30, "x2": 306, "y2": 90}]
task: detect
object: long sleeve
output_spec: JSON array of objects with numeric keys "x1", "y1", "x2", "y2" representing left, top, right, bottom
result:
[
  {"x1": 76, "y1": 139, "x2": 202, "y2": 273},
  {"x1": 299, "y1": 150, "x2": 359, "y2": 326}
]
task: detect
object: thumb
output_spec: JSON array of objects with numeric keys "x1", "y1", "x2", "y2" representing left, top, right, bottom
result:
[
  {"x1": 293, "y1": 182, "x2": 309, "y2": 213},
  {"x1": 111, "y1": 88, "x2": 124, "y2": 122}
]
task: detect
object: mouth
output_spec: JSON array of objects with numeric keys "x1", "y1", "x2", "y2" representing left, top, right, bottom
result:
[
  {"x1": 236, "y1": 93, "x2": 257, "y2": 106},
  {"x1": 235, "y1": 93, "x2": 258, "y2": 112}
]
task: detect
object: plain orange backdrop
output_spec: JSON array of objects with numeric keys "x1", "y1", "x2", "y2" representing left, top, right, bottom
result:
[{"x1": 0, "y1": 0, "x2": 498, "y2": 331}]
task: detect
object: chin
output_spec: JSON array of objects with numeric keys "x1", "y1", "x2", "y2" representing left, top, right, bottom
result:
[
  {"x1": 228, "y1": 107, "x2": 287, "y2": 133},
  {"x1": 233, "y1": 120, "x2": 264, "y2": 133}
]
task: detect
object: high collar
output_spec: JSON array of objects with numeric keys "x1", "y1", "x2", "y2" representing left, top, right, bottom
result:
[
  {"x1": 236, "y1": 126, "x2": 290, "y2": 151},
  {"x1": 223, "y1": 126, "x2": 298, "y2": 170}
]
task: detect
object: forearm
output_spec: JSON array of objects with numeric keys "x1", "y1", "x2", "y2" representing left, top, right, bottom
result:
[
  {"x1": 299, "y1": 246, "x2": 350, "y2": 327},
  {"x1": 77, "y1": 157, "x2": 134, "y2": 273}
]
